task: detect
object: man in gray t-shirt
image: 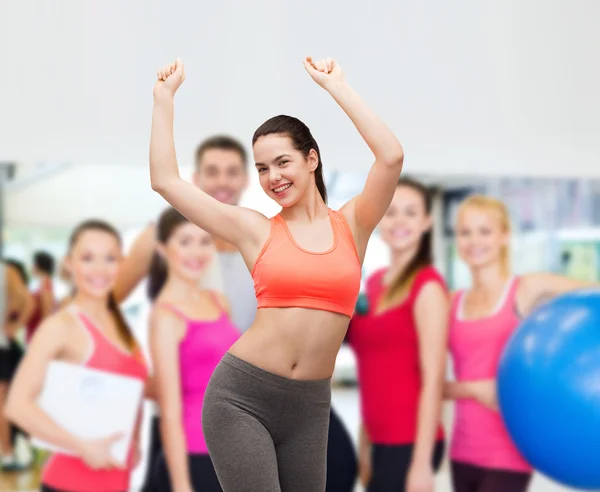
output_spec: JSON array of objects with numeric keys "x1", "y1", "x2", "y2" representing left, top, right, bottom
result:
[{"x1": 115, "y1": 135, "x2": 257, "y2": 333}]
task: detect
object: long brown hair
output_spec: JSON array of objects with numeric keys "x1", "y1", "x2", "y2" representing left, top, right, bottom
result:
[
  {"x1": 68, "y1": 219, "x2": 137, "y2": 351},
  {"x1": 379, "y1": 178, "x2": 434, "y2": 310},
  {"x1": 147, "y1": 207, "x2": 191, "y2": 301}
]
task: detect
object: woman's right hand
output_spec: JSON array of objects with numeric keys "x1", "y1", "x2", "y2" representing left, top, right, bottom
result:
[
  {"x1": 76, "y1": 432, "x2": 124, "y2": 470},
  {"x1": 153, "y1": 58, "x2": 186, "y2": 98}
]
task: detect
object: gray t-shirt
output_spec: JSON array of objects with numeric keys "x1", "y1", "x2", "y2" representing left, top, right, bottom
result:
[
  {"x1": 200, "y1": 250, "x2": 257, "y2": 334},
  {"x1": 218, "y1": 251, "x2": 257, "y2": 333}
]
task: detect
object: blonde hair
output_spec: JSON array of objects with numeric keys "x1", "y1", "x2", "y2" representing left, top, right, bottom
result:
[{"x1": 456, "y1": 195, "x2": 512, "y2": 276}]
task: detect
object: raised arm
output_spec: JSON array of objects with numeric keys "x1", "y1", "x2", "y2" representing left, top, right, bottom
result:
[
  {"x1": 113, "y1": 223, "x2": 157, "y2": 303},
  {"x1": 149, "y1": 308, "x2": 193, "y2": 492},
  {"x1": 302, "y1": 58, "x2": 404, "y2": 247},
  {"x1": 150, "y1": 59, "x2": 267, "y2": 250},
  {"x1": 5, "y1": 313, "x2": 122, "y2": 469}
]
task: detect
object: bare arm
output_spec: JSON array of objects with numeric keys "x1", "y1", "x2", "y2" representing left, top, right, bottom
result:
[
  {"x1": 5, "y1": 313, "x2": 85, "y2": 452},
  {"x1": 113, "y1": 224, "x2": 158, "y2": 303},
  {"x1": 336, "y1": 79, "x2": 404, "y2": 241},
  {"x1": 39, "y1": 287, "x2": 55, "y2": 320},
  {"x1": 518, "y1": 273, "x2": 597, "y2": 316},
  {"x1": 150, "y1": 60, "x2": 267, "y2": 250},
  {"x1": 143, "y1": 374, "x2": 157, "y2": 401},
  {"x1": 303, "y1": 59, "x2": 403, "y2": 244},
  {"x1": 357, "y1": 422, "x2": 372, "y2": 487},
  {"x1": 410, "y1": 282, "x2": 449, "y2": 471},
  {"x1": 444, "y1": 381, "x2": 474, "y2": 400},
  {"x1": 5, "y1": 265, "x2": 33, "y2": 336},
  {"x1": 444, "y1": 380, "x2": 498, "y2": 411},
  {"x1": 149, "y1": 308, "x2": 192, "y2": 491}
]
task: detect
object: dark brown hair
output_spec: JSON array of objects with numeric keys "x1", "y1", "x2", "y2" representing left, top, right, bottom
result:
[
  {"x1": 252, "y1": 115, "x2": 327, "y2": 204},
  {"x1": 68, "y1": 220, "x2": 136, "y2": 351},
  {"x1": 147, "y1": 207, "x2": 190, "y2": 301},
  {"x1": 380, "y1": 178, "x2": 434, "y2": 308},
  {"x1": 194, "y1": 135, "x2": 247, "y2": 171}
]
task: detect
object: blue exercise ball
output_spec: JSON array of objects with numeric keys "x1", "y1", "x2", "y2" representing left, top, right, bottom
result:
[{"x1": 497, "y1": 288, "x2": 600, "y2": 490}]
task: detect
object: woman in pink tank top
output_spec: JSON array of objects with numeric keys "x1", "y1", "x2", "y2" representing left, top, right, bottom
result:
[
  {"x1": 148, "y1": 208, "x2": 240, "y2": 492},
  {"x1": 5, "y1": 220, "x2": 150, "y2": 492},
  {"x1": 444, "y1": 195, "x2": 594, "y2": 492}
]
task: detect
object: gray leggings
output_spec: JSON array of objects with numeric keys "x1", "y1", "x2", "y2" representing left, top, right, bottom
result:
[{"x1": 202, "y1": 352, "x2": 332, "y2": 492}]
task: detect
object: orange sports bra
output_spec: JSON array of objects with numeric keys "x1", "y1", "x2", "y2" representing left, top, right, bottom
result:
[{"x1": 251, "y1": 209, "x2": 361, "y2": 318}]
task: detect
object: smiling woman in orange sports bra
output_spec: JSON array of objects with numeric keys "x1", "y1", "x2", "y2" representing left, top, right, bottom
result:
[{"x1": 150, "y1": 56, "x2": 404, "y2": 492}]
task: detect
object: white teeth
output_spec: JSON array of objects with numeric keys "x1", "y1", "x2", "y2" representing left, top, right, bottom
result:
[{"x1": 274, "y1": 183, "x2": 291, "y2": 193}]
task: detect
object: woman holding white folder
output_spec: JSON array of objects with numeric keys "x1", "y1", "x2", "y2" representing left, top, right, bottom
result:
[{"x1": 5, "y1": 220, "x2": 149, "y2": 492}]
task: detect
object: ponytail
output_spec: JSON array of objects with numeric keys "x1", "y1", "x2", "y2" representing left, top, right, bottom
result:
[
  {"x1": 147, "y1": 252, "x2": 168, "y2": 301},
  {"x1": 107, "y1": 291, "x2": 137, "y2": 351}
]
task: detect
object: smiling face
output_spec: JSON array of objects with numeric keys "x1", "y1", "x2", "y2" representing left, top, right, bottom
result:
[
  {"x1": 253, "y1": 134, "x2": 319, "y2": 207},
  {"x1": 66, "y1": 229, "x2": 122, "y2": 300},
  {"x1": 158, "y1": 222, "x2": 214, "y2": 284},
  {"x1": 379, "y1": 184, "x2": 432, "y2": 253},
  {"x1": 193, "y1": 148, "x2": 248, "y2": 206},
  {"x1": 455, "y1": 201, "x2": 510, "y2": 272}
]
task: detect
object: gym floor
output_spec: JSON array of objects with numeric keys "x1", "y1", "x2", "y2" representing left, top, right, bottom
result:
[{"x1": 0, "y1": 387, "x2": 581, "y2": 491}]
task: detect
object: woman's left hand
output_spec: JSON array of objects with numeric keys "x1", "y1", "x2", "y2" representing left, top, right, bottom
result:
[
  {"x1": 303, "y1": 56, "x2": 345, "y2": 90},
  {"x1": 406, "y1": 463, "x2": 435, "y2": 492}
]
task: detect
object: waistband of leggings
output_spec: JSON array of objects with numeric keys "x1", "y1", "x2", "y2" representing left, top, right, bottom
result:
[{"x1": 221, "y1": 352, "x2": 331, "y2": 392}]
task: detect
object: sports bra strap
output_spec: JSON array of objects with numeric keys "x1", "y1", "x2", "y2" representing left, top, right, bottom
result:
[
  {"x1": 331, "y1": 210, "x2": 360, "y2": 261},
  {"x1": 155, "y1": 303, "x2": 189, "y2": 320},
  {"x1": 67, "y1": 305, "x2": 98, "y2": 336}
]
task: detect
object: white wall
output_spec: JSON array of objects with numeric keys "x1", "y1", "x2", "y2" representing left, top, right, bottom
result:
[
  {"x1": 1, "y1": 1, "x2": 599, "y2": 177},
  {"x1": 4, "y1": 164, "x2": 284, "y2": 228}
]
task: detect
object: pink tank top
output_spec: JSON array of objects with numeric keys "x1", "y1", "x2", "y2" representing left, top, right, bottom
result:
[
  {"x1": 448, "y1": 277, "x2": 532, "y2": 472},
  {"x1": 42, "y1": 308, "x2": 148, "y2": 492},
  {"x1": 157, "y1": 292, "x2": 240, "y2": 454}
]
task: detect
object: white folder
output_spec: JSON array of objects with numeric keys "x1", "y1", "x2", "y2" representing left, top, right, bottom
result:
[{"x1": 31, "y1": 360, "x2": 144, "y2": 466}]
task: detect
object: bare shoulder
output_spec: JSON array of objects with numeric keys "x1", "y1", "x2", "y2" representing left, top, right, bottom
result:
[
  {"x1": 150, "y1": 303, "x2": 182, "y2": 325},
  {"x1": 415, "y1": 281, "x2": 449, "y2": 307},
  {"x1": 149, "y1": 303, "x2": 187, "y2": 340},
  {"x1": 32, "y1": 308, "x2": 76, "y2": 344},
  {"x1": 338, "y1": 198, "x2": 358, "y2": 234},
  {"x1": 239, "y1": 206, "x2": 272, "y2": 231},
  {"x1": 236, "y1": 206, "x2": 277, "y2": 258},
  {"x1": 517, "y1": 272, "x2": 551, "y2": 300}
]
